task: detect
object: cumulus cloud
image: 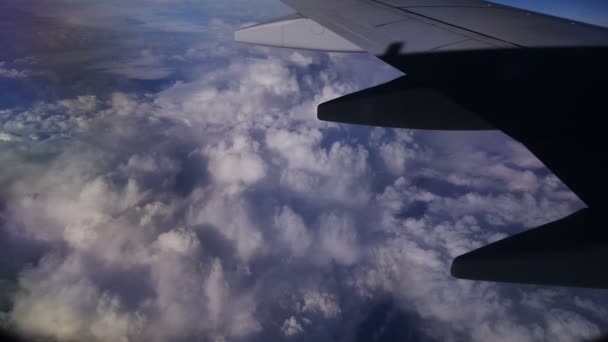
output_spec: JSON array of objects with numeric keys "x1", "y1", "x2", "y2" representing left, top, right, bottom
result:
[
  {"x1": 273, "y1": 206, "x2": 312, "y2": 257},
  {"x1": 281, "y1": 316, "x2": 304, "y2": 336},
  {"x1": 0, "y1": 62, "x2": 28, "y2": 79},
  {"x1": 301, "y1": 291, "x2": 342, "y2": 319},
  {"x1": 94, "y1": 50, "x2": 174, "y2": 80},
  {"x1": 0, "y1": 1, "x2": 605, "y2": 342},
  {"x1": 204, "y1": 135, "x2": 267, "y2": 188},
  {"x1": 156, "y1": 228, "x2": 200, "y2": 255}
]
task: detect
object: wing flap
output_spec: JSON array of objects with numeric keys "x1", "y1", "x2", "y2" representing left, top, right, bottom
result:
[{"x1": 235, "y1": 13, "x2": 364, "y2": 52}]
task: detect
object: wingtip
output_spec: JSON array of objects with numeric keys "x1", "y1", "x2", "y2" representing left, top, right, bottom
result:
[{"x1": 449, "y1": 255, "x2": 465, "y2": 278}]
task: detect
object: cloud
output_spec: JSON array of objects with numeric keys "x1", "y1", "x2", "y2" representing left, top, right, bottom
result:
[
  {"x1": 301, "y1": 291, "x2": 341, "y2": 319},
  {"x1": 0, "y1": 132, "x2": 20, "y2": 142},
  {"x1": 0, "y1": 62, "x2": 28, "y2": 79},
  {"x1": 318, "y1": 212, "x2": 360, "y2": 266},
  {"x1": 273, "y1": 206, "x2": 312, "y2": 257},
  {"x1": 156, "y1": 228, "x2": 200, "y2": 255},
  {"x1": 0, "y1": 1, "x2": 605, "y2": 342},
  {"x1": 93, "y1": 50, "x2": 173, "y2": 80},
  {"x1": 281, "y1": 316, "x2": 304, "y2": 336},
  {"x1": 204, "y1": 135, "x2": 267, "y2": 187}
]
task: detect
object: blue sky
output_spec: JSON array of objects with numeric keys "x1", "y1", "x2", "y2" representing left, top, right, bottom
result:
[
  {"x1": 0, "y1": 1, "x2": 607, "y2": 341},
  {"x1": 493, "y1": 0, "x2": 608, "y2": 27}
]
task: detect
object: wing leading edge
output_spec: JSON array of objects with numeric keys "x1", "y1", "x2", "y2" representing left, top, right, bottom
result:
[{"x1": 236, "y1": 0, "x2": 608, "y2": 288}]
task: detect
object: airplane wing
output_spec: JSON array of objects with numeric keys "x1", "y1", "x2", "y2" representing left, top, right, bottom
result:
[{"x1": 235, "y1": 0, "x2": 608, "y2": 288}]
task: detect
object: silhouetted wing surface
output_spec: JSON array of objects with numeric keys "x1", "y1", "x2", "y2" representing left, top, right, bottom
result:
[{"x1": 237, "y1": 0, "x2": 608, "y2": 288}]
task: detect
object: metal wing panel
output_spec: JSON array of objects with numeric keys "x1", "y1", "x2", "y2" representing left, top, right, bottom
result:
[
  {"x1": 433, "y1": 38, "x2": 490, "y2": 51},
  {"x1": 401, "y1": 5, "x2": 608, "y2": 47},
  {"x1": 375, "y1": 19, "x2": 490, "y2": 52},
  {"x1": 338, "y1": 2, "x2": 405, "y2": 26},
  {"x1": 281, "y1": 0, "x2": 608, "y2": 56},
  {"x1": 281, "y1": 0, "x2": 413, "y2": 54},
  {"x1": 281, "y1": 0, "x2": 511, "y2": 55},
  {"x1": 379, "y1": 0, "x2": 485, "y2": 6}
]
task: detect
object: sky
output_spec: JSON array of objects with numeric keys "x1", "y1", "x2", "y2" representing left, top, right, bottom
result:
[
  {"x1": 0, "y1": 0, "x2": 607, "y2": 341},
  {"x1": 491, "y1": 0, "x2": 608, "y2": 27}
]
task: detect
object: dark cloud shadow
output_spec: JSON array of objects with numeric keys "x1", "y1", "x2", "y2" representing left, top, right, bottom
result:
[
  {"x1": 355, "y1": 300, "x2": 439, "y2": 342},
  {"x1": 87, "y1": 262, "x2": 155, "y2": 311},
  {"x1": 410, "y1": 176, "x2": 471, "y2": 198},
  {"x1": 395, "y1": 200, "x2": 428, "y2": 220},
  {"x1": 191, "y1": 224, "x2": 240, "y2": 269},
  {"x1": 173, "y1": 149, "x2": 209, "y2": 197},
  {"x1": 0, "y1": 211, "x2": 49, "y2": 294}
]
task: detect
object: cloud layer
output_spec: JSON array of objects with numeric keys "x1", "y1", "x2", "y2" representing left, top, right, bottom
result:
[{"x1": 0, "y1": 1, "x2": 606, "y2": 341}]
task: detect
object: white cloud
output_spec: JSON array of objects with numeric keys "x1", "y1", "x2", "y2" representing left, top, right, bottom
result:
[
  {"x1": 109, "y1": 93, "x2": 140, "y2": 117},
  {"x1": 156, "y1": 228, "x2": 200, "y2": 255},
  {"x1": 204, "y1": 134, "x2": 266, "y2": 187},
  {"x1": 301, "y1": 291, "x2": 341, "y2": 319},
  {"x1": 95, "y1": 50, "x2": 173, "y2": 80},
  {"x1": 288, "y1": 52, "x2": 314, "y2": 67},
  {"x1": 0, "y1": 3, "x2": 603, "y2": 342},
  {"x1": 274, "y1": 206, "x2": 312, "y2": 257},
  {"x1": 378, "y1": 141, "x2": 409, "y2": 174},
  {"x1": 575, "y1": 296, "x2": 608, "y2": 321},
  {"x1": 11, "y1": 255, "x2": 141, "y2": 342},
  {"x1": 188, "y1": 192, "x2": 263, "y2": 262},
  {"x1": 544, "y1": 309, "x2": 600, "y2": 342},
  {"x1": 282, "y1": 316, "x2": 304, "y2": 336},
  {"x1": 0, "y1": 132, "x2": 20, "y2": 142},
  {"x1": 0, "y1": 62, "x2": 28, "y2": 79},
  {"x1": 267, "y1": 128, "x2": 372, "y2": 203},
  {"x1": 318, "y1": 212, "x2": 360, "y2": 266}
]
